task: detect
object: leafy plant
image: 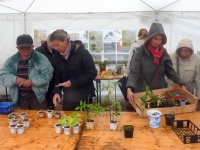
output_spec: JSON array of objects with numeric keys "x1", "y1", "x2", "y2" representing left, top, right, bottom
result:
[
  {"x1": 140, "y1": 85, "x2": 161, "y2": 109},
  {"x1": 95, "y1": 60, "x2": 109, "y2": 68},
  {"x1": 101, "y1": 80, "x2": 122, "y2": 122},
  {"x1": 75, "y1": 100, "x2": 104, "y2": 122},
  {"x1": 54, "y1": 104, "x2": 62, "y2": 111},
  {"x1": 57, "y1": 112, "x2": 81, "y2": 127},
  {"x1": 123, "y1": 125, "x2": 134, "y2": 131}
]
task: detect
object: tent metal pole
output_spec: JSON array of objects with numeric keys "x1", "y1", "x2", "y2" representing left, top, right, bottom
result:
[
  {"x1": 155, "y1": 11, "x2": 159, "y2": 22},
  {"x1": 0, "y1": 4, "x2": 23, "y2": 13},
  {"x1": 24, "y1": 13, "x2": 26, "y2": 34}
]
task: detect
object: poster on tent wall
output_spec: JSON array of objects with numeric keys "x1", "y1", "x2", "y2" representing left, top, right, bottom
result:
[
  {"x1": 34, "y1": 29, "x2": 47, "y2": 48},
  {"x1": 89, "y1": 31, "x2": 103, "y2": 52},
  {"x1": 122, "y1": 30, "x2": 136, "y2": 52},
  {"x1": 69, "y1": 33, "x2": 79, "y2": 41}
]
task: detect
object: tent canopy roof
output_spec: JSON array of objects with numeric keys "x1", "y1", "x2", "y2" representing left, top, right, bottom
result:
[{"x1": 0, "y1": 0, "x2": 200, "y2": 14}]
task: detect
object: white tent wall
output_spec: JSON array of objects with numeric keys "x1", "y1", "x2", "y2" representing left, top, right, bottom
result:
[{"x1": 0, "y1": 11, "x2": 200, "y2": 98}]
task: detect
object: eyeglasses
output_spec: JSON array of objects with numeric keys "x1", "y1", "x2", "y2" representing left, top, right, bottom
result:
[{"x1": 181, "y1": 50, "x2": 192, "y2": 53}]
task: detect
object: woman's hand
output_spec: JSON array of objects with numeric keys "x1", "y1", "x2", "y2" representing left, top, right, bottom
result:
[
  {"x1": 59, "y1": 80, "x2": 71, "y2": 87},
  {"x1": 127, "y1": 88, "x2": 134, "y2": 102},
  {"x1": 181, "y1": 85, "x2": 187, "y2": 90},
  {"x1": 53, "y1": 94, "x2": 61, "y2": 106}
]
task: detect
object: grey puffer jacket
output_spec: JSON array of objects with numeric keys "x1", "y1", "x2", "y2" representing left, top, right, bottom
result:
[
  {"x1": 168, "y1": 39, "x2": 200, "y2": 98},
  {"x1": 126, "y1": 22, "x2": 184, "y2": 92}
]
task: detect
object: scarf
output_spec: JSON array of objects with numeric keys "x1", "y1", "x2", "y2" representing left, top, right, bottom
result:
[
  {"x1": 60, "y1": 42, "x2": 71, "y2": 60},
  {"x1": 146, "y1": 43, "x2": 164, "y2": 64}
]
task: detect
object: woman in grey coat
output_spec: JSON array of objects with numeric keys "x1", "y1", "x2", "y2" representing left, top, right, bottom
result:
[{"x1": 126, "y1": 22, "x2": 186, "y2": 101}]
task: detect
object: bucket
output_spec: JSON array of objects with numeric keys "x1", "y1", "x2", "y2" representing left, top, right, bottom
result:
[{"x1": 147, "y1": 110, "x2": 162, "y2": 128}]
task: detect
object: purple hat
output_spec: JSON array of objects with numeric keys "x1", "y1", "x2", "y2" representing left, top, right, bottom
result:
[{"x1": 16, "y1": 34, "x2": 33, "y2": 48}]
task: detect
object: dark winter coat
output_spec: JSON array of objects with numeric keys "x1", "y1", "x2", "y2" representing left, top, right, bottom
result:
[
  {"x1": 35, "y1": 42, "x2": 57, "y2": 97},
  {"x1": 52, "y1": 40, "x2": 97, "y2": 106},
  {"x1": 126, "y1": 23, "x2": 184, "y2": 92}
]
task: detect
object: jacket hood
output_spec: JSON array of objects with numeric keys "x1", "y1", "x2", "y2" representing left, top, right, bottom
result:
[
  {"x1": 176, "y1": 38, "x2": 194, "y2": 55},
  {"x1": 144, "y1": 22, "x2": 167, "y2": 45}
]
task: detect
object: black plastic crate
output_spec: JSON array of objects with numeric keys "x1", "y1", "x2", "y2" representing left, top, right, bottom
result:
[{"x1": 172, "y1": 120, "x2": 200, "y2": 144}]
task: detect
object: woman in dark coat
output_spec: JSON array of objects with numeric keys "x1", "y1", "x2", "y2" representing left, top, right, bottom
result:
[
  {"x1": 35, "y1": 35, "x2": 57, "y2": 109},
  {"x1": 126, "y1": 22, "x2": 186, "y2": 102},
  {"x1": 50, "y1": 30, "x2": 97, "y2": 110}
]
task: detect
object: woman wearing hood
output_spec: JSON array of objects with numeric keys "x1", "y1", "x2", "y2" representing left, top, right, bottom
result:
[
  {"x1": 168, "y1": 39, "x2": 200, "y2": 99},
  {"x1": 126, "y1": 22, "x2": 186, "y2": 101}
]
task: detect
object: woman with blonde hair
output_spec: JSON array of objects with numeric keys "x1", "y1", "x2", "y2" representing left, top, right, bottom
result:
[{"x1": 50, "y1": 30, "x2": 97, "y2": 110}]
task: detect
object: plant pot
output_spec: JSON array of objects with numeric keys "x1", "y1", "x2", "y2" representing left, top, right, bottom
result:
[
  {"x1": 46, "y1": 110, "x2": 54, "y2": 119},
  {"x1": 8, "y1": 115, "x2": 16, "y2": 126},
  {"x1": 99, "y1": 65, "x2": 106, "y2": 73},
  {"x1": 38, "y1": 111, "x2": 45, "y2": 118},
  {"x1": 10, "y1": 119, "x2": 19, "y2": 125},
  {"x1": 123, "y1": 125, "x2": 134, "y2": 138},
  {"x1": 22, "y1": 118, "x2": 31, "y2": 128},
  {"x1": 63, "y1": 126, "x2": 71, "y2": 135},
  {"x1": 54, "y1": 124, "x2": 62, "y2": 134},
  {"x1": 86, "y1": 120, "x2": 94, "y2": 129},
  {"x1": 164, "y1": 114, "x2": 175, "y2": 126},
  {"x1": 110, "y1": 120, "x2": 118, "y2": 130},
  {"x1": 54, "y1": 111, "x2": 61, "y2": 119},
  {"x1": 179, "y1": 99, "x2": 187, "y2": 106},
  {"x1": 9, "y1": 112, "x2": 17, "y2": 119},
  {"x1": 16, "y1": 124, "x2": 25, "y2": 134},
  {"x1": 9, "y1": 124, "x2": 17, "y2": 134},
  {"x1": 73, "y1": 124, "x2": 80, "y2": 134},
  {"x1": 20, "y1": 112, "x2": 27, "y2": 120}
]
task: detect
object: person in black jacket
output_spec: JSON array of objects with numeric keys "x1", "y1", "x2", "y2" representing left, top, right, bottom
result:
[
  {"x1": 50, "y1": 30, "x2": 97, "y2": 110},
  {"x1": 35, "y1": 34, "x2": 57, "y2": 109}
]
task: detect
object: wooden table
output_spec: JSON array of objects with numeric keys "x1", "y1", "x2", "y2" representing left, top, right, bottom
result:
[
  {"x1": 95, "y1": 76, "x2": 122, "y2": 104},
  {"x1": 0, "y1": 110, "x2": 85, "y2": 150},
  {"x1": 77, "y1": 111, "x2": 200, "y2": 150}
]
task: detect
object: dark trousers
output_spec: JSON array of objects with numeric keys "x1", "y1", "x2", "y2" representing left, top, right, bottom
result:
[{"x1": 18, "y1": 95, "x2": 47, "y2": 110}]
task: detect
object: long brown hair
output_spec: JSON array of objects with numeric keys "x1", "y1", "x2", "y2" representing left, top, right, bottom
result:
[{"x1": 138, "y1": 28, "x2": 148, "y2": 40}]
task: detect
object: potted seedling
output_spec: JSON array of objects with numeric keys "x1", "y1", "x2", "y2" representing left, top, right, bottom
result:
[
  {"x1": 46, "y1": 106, "x2": 54, "y2": 119},
  {"x1": 38, "y1": 110, "x2": 45, "y2": 118},
  {"x1": 54, "y1": 119, "x2": 63, "y2": 134},
  {"x1": 71, "y1": 112, "x2": 82, "y2": 134},
  {"x1": 16, "y1": 123, "x2": 25, "y2": 134},
  {"x1": 61, "y1": 114, "x2": 74, "y2": 135},
  {"x1": 22, "y1": 118, "x2": 31, "y2": 128},
  {"x1": 140, "y1": 85, "x2": 162, "y2": 109},
  {"x1": 165, "y1": 112, "x2": 175, "y2": 126},
  {"x1": 101, "y1": 80, "x2": 122, "y2": 130},
  {"x1": 75, "y1": 97, "x2": 105, "y2": 129},
  {"x1": 54, "y1": 104, "x2": 62, "y2": 119},
  {"x1": 95, "y1": 60, "x2": 109, "y2": 73},
  {"x1": 111, "y1": 100, "x2": 122, "y2": 122},
  {"x1": 9, "y1": 124, "x2": 17, "y2": 134},
  {"x1": 122, "y1": 125, "x2": 134, "y2": 138}
]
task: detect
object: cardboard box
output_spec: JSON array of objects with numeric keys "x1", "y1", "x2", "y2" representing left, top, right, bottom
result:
[{"x1": 130, "y1": 84, "x2": 198, "y2": 117}]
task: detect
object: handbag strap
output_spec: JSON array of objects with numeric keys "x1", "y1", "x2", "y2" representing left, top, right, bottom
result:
[{"x1": 148, "y1": 57, "x2": 162, "y2": 86}]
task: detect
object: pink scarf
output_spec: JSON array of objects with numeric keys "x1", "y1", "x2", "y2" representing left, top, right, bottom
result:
[
  {"x1": 61, "y1": 42, "x2": 71, "y2": 60},
  {"x1": 146, "y1": 43, "x2": 164, "y2": 64}
]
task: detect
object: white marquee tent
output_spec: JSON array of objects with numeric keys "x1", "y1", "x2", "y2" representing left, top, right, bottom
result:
[{"x1": 0, "y1": 0, "x2": 200, "y2": 96}]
